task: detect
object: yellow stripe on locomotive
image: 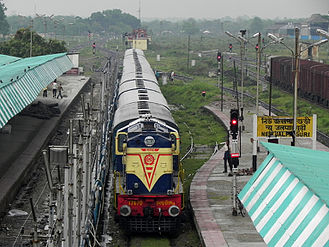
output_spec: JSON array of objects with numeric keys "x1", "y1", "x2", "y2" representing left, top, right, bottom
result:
[{"x1": 125, "y1": 148, "x2": 173, "y2": 191}]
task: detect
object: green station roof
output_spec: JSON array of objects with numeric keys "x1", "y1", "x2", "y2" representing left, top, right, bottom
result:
[
  {"x1": 261, "y1": 142, "x2": 329, "y2": 205},
  {"x1": 0, "y1": 54, "x2": 21, "y2": 66},
  {"x1": 0, "y1": 53, "x2": 73, "y2": 128},
  {"x1": 239, "y1": 142, "x2": 329, "y2": 247}
]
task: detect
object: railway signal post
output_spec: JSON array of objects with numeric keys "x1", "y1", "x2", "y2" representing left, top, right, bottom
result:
[
  {"x1": 230, "y1": 109, "x2": 240, "y2": 216},
  {"x1": 217, "y1": 51, "x2": 224, "y2": 111}
]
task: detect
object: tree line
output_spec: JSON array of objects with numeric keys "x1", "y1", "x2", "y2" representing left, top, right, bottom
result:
[{"x1": 0, "y1": 0, "x2": 321, "y2": 58}]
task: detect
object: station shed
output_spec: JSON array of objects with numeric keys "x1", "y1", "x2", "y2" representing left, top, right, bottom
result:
[
  {"x1": 0, "y1": 54, "x2": 21, "y2": 66},
  {"x1": 0, "y1": 53, "x2": 73, "y2": 129},
  {"x1": 239, "y1": 142, "x2": 329, "y2": 247}
]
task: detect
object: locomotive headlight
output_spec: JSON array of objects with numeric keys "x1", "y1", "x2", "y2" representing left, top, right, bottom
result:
[
  {"x1": 144, "y1": 136, "x2": 155, "y2": 147},
  {"x1": 120, "y1": 205, "x2": 131, "y2": 217},
  {"x1": 168, "y1": 205, "x2": 180, "y2": 217}
]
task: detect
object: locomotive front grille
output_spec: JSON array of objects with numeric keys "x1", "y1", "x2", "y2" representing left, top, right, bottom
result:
[{"x1": 120, "y1": 216, "x2": 181, "y2": 233}]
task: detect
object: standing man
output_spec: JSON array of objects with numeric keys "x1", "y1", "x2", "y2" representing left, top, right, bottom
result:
[
  {"x1": 57, "y1": 83, "x2": 63, "y2": 99},
  {"x1": 43, "y1": 87, "x2": 47, "y2": 97},
  {"x1": 222, "y1": 140, "x2": 232, "y2": 173},
  {"x1": 52, "y1": 80, "x2": 58, "y2": 98}
]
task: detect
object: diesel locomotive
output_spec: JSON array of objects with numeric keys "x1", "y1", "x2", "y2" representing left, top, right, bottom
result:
[{"x1": 112, "y1": 49, "x2": 184, "y2": 233}]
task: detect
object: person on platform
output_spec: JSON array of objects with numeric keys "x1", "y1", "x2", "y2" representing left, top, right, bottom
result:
[
  {"x1": 42, "y1": 87, "x2": 47, "y2": 97},
  {"x1": 52, "y1": 80, "x2": 58, "y2": 98},
  {"x1": 57, "y1": 83, "x2": 63, "y2": 99},
  {"x1": 221, "y1": 140, "x2": 232, "y2": 173},
  {"x1": 155, "y1": 70, "x2": 160, "y2": 81}
]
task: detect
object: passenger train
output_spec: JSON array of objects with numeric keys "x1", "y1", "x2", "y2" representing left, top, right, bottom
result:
[{"x1": 112, "y1": 49, "x2": 184, "y2": 232}]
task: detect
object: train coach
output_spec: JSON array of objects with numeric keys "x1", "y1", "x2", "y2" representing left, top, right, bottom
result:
[
  {"x1": 111, "y1": 49, "x2": 184, "y2": 233},
  {"x1": 267, "y1": 56, "x2": 329, "y2": 106}
]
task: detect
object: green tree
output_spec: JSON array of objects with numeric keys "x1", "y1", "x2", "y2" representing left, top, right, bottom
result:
[
  {"x1": 182, "y1": 18, "x2": 199, "y2": 35},
  {"x1": 249, "y1": 17, "x2": 265, "y2": 34},
  {"x1": 0, "y1": 28, "x2": 66, "y2": 57},
  {"x1": 0, "y1": 0, "x2": 9, "y2": 35}
]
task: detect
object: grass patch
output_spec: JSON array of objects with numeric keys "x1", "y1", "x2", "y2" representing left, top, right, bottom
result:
[{"x1": 130, "y1": 237, "x2": 170, "y2": 247}]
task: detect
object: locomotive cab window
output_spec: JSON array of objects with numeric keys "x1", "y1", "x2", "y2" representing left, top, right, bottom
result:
[
  {"x1": 170, "y1": 132, "x2": 180, "y2": 154},
  {"x1": 170, "y1": 133, "x2": 176, "y2": 149},
  {"x1": 142, "y1": 122, "x2": 155, "y2": 131},
  {"x1": 116, "y1": 132, "x2": 127, "y2": 154}
]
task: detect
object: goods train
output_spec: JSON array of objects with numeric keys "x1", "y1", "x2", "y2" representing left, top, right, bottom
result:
[
  {"x1": 267, "y1": 56, "x2": 329, "y2": 106},
  {"x1": 111, "y1": 49, "x2": 184, "y2": 233}
]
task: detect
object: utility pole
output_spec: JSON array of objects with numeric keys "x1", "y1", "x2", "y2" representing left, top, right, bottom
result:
[
  {"x1": 138, "y1": 0, "x2": 141, "y2": 25},
  {"x1": 30, "y1": 19, "x2": 33, "y2": 57},
  {"x1": 221, "y1": 55, "x2": 224, "y2": 111},
  {"x1": 292, "y1": 27, "x2": 300, "y2": 146},
  {"x1": 256, "y1": 33, "x2": 261, "y2": 115},
  {"x1": 187, "y1": 35, "x2": 190, "y2": 71},
  {"x1": 63, "y1": 25, "x2": 65, "y2": 42},
  {"x1": 30, "y1": 198, "x2": 40, "y2": 247}
]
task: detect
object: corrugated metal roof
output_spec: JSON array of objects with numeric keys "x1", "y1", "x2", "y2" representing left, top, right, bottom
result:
[
  {"x1": 0, "y1": 55, "x2": 21, "y2": 66},
  {"x1": 238, "y1": 142, "x2": 329, "y2": 247},
  {"x1": 0, "y1": 53, "x2": 73, "y2": 128}
]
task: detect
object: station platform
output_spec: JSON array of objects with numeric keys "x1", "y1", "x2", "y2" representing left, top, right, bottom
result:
[
  {"x1": 190, "y1": 102, "x2": 329, "y2": 247},
  {"x1": 0, "y1": 75, "x2": 89, "y2": 213}
]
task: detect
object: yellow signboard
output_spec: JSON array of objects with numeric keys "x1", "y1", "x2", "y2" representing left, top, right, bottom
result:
[{"x1": 257, "y1": 116, "x2": 313, "y2": 138}]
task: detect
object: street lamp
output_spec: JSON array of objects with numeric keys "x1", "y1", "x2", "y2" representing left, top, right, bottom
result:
[
  {"x1": 225, "y1": 31, "x2": 246, "y2": 127},
  {"x1": 316, "y1": 29, "x2": 329, "y2": 39},
  {"x1": 225, "y1": 31, "x2": 257, "y2": 129},
  {"x1": 252, "y1": 33, "x2": 276, "y2": 115},
  {"x1": 36, "y1": 14, "x2": 54, "y2": 38},
  {"x1": 253, "y1": 32, "x2": 262, "y2": 116},
  {"x1": 30, "y1": 18, "x2": 34, "y2": 57},
  {"x1": 268, "y1": 28, "x2": 328, "y2": 146}
]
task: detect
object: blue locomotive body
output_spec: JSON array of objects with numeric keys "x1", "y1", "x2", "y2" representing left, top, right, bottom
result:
[{"x1": 111, "y1": 49, "x2": 184, "y2": 233}]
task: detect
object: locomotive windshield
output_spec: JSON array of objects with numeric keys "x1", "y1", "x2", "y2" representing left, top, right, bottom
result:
[{"x1": 127, "y1": 121, "x2": 169, "y2": 133}]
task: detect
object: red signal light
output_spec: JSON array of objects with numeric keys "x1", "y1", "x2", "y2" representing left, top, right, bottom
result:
[
  {"x1": 217, "y1": 51, "x2": 222, "y2": 62},
  {"x1": 230, "y1": 109, "x2": 239, "y2": 139}
]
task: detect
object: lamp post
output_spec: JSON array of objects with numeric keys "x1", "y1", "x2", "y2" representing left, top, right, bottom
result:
[
  {"x1": 225, "y1": 31, "x2": 257, "y2": 129},
  {"x1": 252, "y1": 33, "x2": 276, "y2": 116},
  {"x1": 36, "y1": 14, "x2": 54, "y2": 39},
  {"x1": 317, "y1": 29, "x2": 329, "y2": 39},
  {"x1": 30, "y1": 18, "x2": 33, "y2": 57},
  {"x1": 253, "y1": 32, "x2": 262, "y2": 115},
  {"x1": 225, "y1": 31, "x2": 246, "y2": 127},
  {"x1": 268, "y1": 28, "x2": 328, "y2": 146}
]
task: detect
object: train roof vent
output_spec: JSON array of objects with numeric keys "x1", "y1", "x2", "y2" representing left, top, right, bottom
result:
[
  {"x1": 136, "y1": 79, "x2": 145, "y2": 88},
  {"x1": 139, "y1": 110, "x2": 151, "y2": 115},
  {"x1": 138, "y1": 101, "x2": 149, "y2": 109},
  {"x1": 135, "y1": 65, "x2": 142, "y2": 72},
  {"x1": 138, "y1": 89, "x2": 147, "y2": 94},
  {"x1": 139, "y1": 95, "x2": 149, "y2": 100}
]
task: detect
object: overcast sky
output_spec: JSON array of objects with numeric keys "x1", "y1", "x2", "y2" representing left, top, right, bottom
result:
[{"x1": 3, "y1": 0, "x2": 329, "y2": 20}]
